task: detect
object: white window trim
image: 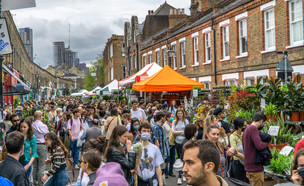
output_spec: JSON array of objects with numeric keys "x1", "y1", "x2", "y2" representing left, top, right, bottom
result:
[
  {"x1": 162, "y1": 45, "x2": 166, "y2": 49},
  {"x1": 192, "y1": 32, "x2": 199, "y2": 38},
  {"x1": 219, "y1": 19, "x2": 230, "y2": 27},
  {"x1": 263, "y1": 8, "x2": 276, "y2": 52},
  {"x1": 193, "y1": 37, "x2": 199, "y2": 65},
  {"x1": 192, "y1": 64, "x2": 199, "y2": 67},
  {"x1": 238, "y1": 19, "x2": 248, "y2": 56},
  {"x1": 236, "y1": 52, "x2": 248, "y2": 58},
  {"x1": 171, "y1": 44, "x2": 177, "y2": 69},
  {"x1": 244, "y1": 69, "x2": 269, "y2": 79},
  {"x1": 171, "y1": 41, "x2": 177, "y2": 46},
  {"x1": 148, "y1": 51, "x2": 152, "y2": 55},
  {"x1": 143, "y1": 53, "x2": 147, "y2": 57},
  {"x1": 179, "y1": 37, "x2": 186, "y2": 42},
  {"x1": 220, "y1": 56, "x2": 230, "y2": 62},
  {"x1": 181, "y1": 41, "x2": 186, "y2": 67},
  {"x1": 235, "y1": 12, "x2": 248, "y2": 21},
  {"x1": 222, "y1": 25, "x2": 230, "y2": 60},
  {"x1": 199, "y1": 76, "x2": 212, "y2": 82},
  {"x1": 261, "y1": 48, "x2": 276, "y2": 54},
  {"x1": 203, "y1": 61, "x2": 212, "y2": 65},
  {"x1": 202, "y1": 27, "x2": 211, "y2": 34},
  {"x1": 179, "y1": 65, "x2": 186, "y2": 70},
  {"x1": 155, "y1": 48, "x2": 160, "y2": 52},
  {"x1": 287, "y1": 0, "x2": 304, "y2": 48},
  {"x1": 205, "y1": 32, "x2": 211, "y2": 63},
  {"x1": 260, "y1": 0, "x2": 276, "y2": 11}
]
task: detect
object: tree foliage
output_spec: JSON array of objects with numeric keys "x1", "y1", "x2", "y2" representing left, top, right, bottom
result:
[{"x1": 83, "y1": 64, "x2": 96, "y2": 90}]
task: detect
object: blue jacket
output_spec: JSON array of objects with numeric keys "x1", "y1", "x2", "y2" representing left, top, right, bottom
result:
[{"x1": 254, "y1": 133, "x2": 272, "y2": 166}]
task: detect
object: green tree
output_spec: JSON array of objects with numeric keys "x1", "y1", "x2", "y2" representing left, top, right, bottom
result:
[
  {"x1": 83, "y1": 65, "x2": 96, "y2": 90},
  {"x1": 96, "y1": 54, "x2": 104, "y2": 86}
]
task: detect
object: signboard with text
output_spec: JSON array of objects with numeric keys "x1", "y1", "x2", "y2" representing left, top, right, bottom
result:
[{"x1": 0, "y1": 19, "x2": 12, "y2": 55}]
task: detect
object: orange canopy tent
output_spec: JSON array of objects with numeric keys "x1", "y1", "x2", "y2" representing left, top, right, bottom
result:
[{"x1": 133, "y1": 65, "x2": 204, "y2": 92}]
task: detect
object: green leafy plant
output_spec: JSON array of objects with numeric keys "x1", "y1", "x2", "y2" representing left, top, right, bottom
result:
[
  {"x1": 264, "y1": 103, "x2": 278, "y2": 119},
  {"x1": 268, "y1": 149, "x2": 294, "y2": 175}
]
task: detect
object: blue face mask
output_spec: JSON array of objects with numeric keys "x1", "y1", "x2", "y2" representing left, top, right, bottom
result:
[
  {"x1": 141, "y1": 133, "x2": 151, "y2": 141},
  {"x1": 133, "y1": 125, "x2": 139, "y2": 130},
  {"x1": 170, "y1": 118, "x2": 174, "y2": 122}
]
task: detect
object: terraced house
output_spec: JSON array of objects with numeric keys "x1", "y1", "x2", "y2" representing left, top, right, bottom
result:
[{"x1": 136, "y1": 0, "x2": 304, "y2": 88}]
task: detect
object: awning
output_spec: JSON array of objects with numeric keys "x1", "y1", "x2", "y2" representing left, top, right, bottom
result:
[{"x1": 2, "y1": 64, "x2": 31, "y2": 92}]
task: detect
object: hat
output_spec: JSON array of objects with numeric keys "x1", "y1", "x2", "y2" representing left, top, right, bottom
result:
[
  {"x1": 213, "y1": 107, "x2": 224, "y2": 116},
  {"x1": 93, "y1": 162, "x2": 128, "y2": 186}
]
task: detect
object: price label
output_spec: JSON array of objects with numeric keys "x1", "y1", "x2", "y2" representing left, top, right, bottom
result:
[
  {"x1": 268, "y1": 126, "x2": 280, "y2": 136},
  {"x1": 193, "y1": 89, "x2": 198, "y2": 98},
  {"x1": 260, "y1": 99, "x2": 266, "y2": 109},
  {"x1": 279, "y1": 146, "x2": 293, "y2": 156}
]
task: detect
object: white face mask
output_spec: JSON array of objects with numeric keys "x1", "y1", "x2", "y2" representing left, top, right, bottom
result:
[{"x1": 194, "y1": 131, "x2": 198, "y2": 137}]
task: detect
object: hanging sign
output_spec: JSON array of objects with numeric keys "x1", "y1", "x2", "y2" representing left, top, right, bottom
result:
[
  {"x1": 279, "y1": 146, "x2": 293, "y2": 156},
  {"x1": 0, "y1": 19, "x2": 12, "y2": 55},
  {"x1": 193, "y1": 89, "x2": 198, "y2": 98}
]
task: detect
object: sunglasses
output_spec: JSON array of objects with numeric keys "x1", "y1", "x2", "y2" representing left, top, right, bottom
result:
[
  {"x1": 79, "y1": 159, "x2": 87, "y2": 164},
  {"x1": 12, "y1": 119, "x2": 20, "y2": 122}
]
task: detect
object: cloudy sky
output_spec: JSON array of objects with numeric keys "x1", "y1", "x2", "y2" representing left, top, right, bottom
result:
[{"x1": 11, "y1": 0, "x2": 190, "y2": 68}]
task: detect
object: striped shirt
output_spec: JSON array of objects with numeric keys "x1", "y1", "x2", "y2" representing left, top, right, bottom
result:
[{"x1": 47, "y1": 146, "x2": 66, "y2": 176}]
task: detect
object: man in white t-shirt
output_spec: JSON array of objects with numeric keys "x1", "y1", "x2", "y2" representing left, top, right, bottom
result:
[
  {"x1": 130, "y1": 100, "x2": 147, "y2": 121},
  {"x1": 137, "y1": 122, "x2": 163, "y2": 186}
]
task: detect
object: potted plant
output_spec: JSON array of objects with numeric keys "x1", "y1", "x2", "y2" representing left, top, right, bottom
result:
[{"x1": 264, "y1": 103, "x2": 278, "y2": 121}]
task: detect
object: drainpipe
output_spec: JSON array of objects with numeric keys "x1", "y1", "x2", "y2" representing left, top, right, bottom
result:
[
  {"x1": 212, "y1": 15, "x2": 217, "y2": 85},
  {"x1": 127, "y1": 46, "x2": 130, "y2": 76}
]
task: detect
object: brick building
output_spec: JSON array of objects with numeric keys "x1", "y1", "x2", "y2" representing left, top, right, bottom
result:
[
  {"x1": 138, "y1": 0, "x2": 304, "y2": 89},
  {"x1": 123, "y1": 2, "x2": 186, "y2": 77},
  {"x1": 103, "y1": 34, "x2": 125, "y2": 84}
]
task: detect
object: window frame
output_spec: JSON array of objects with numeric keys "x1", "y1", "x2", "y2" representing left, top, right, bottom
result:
[
  {"x1": 264, "y1": 8, "x2": 276, "y2": 51},
  {"x1": 238, "y1": 19, "x2": 248, "y2": 56},
  {"x1": 180, "y1": 41, "x2": 186, "y2": 68},
  {"x1": 193, "y1": 37, "x2": 199, "y2": 65},
  {"x1": 172, "y1": 44, "x2": 177, "y2": 69},
  {"x1": 289, "y1": 0, "x2": 304, "y2": 47},
  {"x1": 205, "y1": 32, "x2": 211, "y2": 63},
  {"x1": 222, "y1": 26, "x2": 230, "y2": 59}
]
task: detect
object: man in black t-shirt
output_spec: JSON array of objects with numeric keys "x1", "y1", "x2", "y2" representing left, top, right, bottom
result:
[{"x1": 214, "y1": 107, "x2": 231, "y2": 137}]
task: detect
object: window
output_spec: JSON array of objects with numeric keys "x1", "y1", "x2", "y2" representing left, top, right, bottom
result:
[
  {"x1": 156, "y1": 51, "x2": 160, "y2": 65},
  {"x1": 264, "y1": 9, "x2": 276, "y2": 50},
  {"x1": 222, "y1": 26, "x2": 230, "y2": 59},
  {"x1": 289, "y1": 0, "x2": 303, "y2": 46},
  {"x1": 258, "y1": 76, "x2": 267, "y2": 84},
  {"x1": 143, "y1": 55, "x2": 147, "y2": 66},
  {"x1": 134, "y1": 54, "x2": 137, "y2": 69},
  {"x1": 163, "y1": 49, "x2": 167, "y2": 66},
  {"x1": 172, "y1": 45, "x2": 177, "y2": 69},
  {"x1": 202, "y1": 82, "x2": 210, "y2": 89},
  {"x1": 205, "y1": 33, "x2": 211, "y2": 63},
  {"x1": 109, "y1": 43, "x2": 113, "y2": 58},
  {"x1": 246, "y1": 78, "x2": 255, "y2": 86},
  {"x1": 239, "y1": 19, "x2": 248, "y2": 55},
  {"x1": 224, "y1": 79, "x2": 237, "y2": 86},
  {"x1": 194, "y1": 37, "x2": 199, "y2": 65},
  {"x1": 149, "y1": 54, "x2": 152, "y2": 64},
  {"x1": 110, "y1": 66, "x2": 114, "y2": 81},
  {"x1": 122, "y1": 65, "x2": 126, "y2": 78},
  {"x1": 181, "y1": 41, "x2": 186, "y2": 67},
  {"x1": 122, "y1": 42, "x2": 125, "y2": 56},
  {"x1": 130, "y1": 56, "x2": 133, "y2": 70}
]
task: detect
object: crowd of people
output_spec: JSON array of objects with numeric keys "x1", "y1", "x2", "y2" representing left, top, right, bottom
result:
[{"x1": 0, "y1": 98, "x2": 304, "y2": 186}]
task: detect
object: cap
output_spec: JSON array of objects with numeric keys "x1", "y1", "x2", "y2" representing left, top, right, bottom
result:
[{"x1": 94, "y1": 162, "x2": 128, "y2": 186}]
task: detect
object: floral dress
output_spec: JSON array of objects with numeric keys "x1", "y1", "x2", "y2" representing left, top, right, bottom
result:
[{"x1": 217, "y1": 152, "x2": 228, "y2": 177}]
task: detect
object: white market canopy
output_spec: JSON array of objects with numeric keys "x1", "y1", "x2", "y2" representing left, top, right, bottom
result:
[
  {"x1": 97, "y1": 79, "x2": 119, "y2": 95},
  {"x1": 71, "y1": 89, "x2": 89, "y2": 97},
  {"x1": 119, "y1": 62, "x2": 162, "y2": 87},
  {"x1": 90, "y1": 86, "x2": 102, "y2": 93}
]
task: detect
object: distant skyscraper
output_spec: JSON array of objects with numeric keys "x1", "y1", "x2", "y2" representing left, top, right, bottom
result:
[
  {"x1": 19, "y1": 27, "x2": 33, "y2": 61},
  {"x1": 53, "y1": 42, "x2": 65, "y2": 66}
]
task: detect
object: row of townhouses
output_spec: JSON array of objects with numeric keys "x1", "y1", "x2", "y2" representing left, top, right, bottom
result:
[{"x1": 103, "y1": 0, "x2": 304, "y2": 89}]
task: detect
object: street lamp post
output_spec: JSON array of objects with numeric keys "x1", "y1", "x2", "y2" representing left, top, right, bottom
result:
[{"x1": 276, "y1": 51, "x2": 293, "y2": 84}]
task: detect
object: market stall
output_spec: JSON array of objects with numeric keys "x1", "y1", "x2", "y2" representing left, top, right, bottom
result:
[
  {"x1": 119, "y1": 62, "x2": 162, "y2": 87},
  {"x1": 98, "y1": 79, "x2": 119, "y2": 96},
  {"x1": 132, "y1": 65, "x2": 204, "y2": 92}
]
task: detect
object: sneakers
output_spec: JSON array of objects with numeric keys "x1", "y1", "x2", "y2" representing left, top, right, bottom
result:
[
  {"x1": 182, "y1": 175, "x2": 186, "y2": 182},
  {"x1": 74, "y1": 164, "x2": 80, "y2": 170},
  {"x1": 168, "y1": 172, "x2": 176, "y2": 177},
  {"x1": 177, "y1": 178, "x2": 182, "y2": 185}
]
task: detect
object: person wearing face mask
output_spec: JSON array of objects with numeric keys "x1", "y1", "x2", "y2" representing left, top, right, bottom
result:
[
  {"x1": 105, "y1": 125, "x2": 136, "y2": 185},
  {"x1": 137, "y1": 121, "x2": 164, "y2": 186},
  {"x1": 242, "y1": 112, "x2": 269, "y2": 186},
  {"x1": 229, "y1": 117, "x2": 248, "y2": 183},
  {"x1": 290, "y1": 149, "x2": 304, "y2": 185}
]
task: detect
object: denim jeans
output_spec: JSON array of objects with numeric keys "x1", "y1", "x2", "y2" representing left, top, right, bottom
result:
[
  {"x1": 33, "y1": 144, "x2": 48, "y2": 186},
  {"x1": 169, "y1": 145, "x2": 175, "y2": 174},
  {"x1": 70, "y1": 139, "x2": 80, "y2": 166},
  {"x1": 44, "y1": 169, "x2": 69, "y2": 186},
  {"x1": 22, "y1": 160, "x2": 32, "y2": 177}
]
